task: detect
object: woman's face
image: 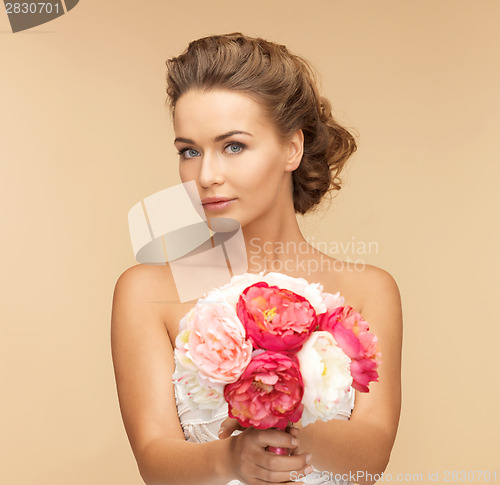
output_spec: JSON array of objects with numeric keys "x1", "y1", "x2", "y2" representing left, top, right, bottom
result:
[{"x1": 173, "y1": 88, "x2": 302, "y2": 228}]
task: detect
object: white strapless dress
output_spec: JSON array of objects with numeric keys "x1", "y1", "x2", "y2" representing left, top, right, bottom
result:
[{"x1": 173, "y1": 358, "x2": 355, "y2": 485}]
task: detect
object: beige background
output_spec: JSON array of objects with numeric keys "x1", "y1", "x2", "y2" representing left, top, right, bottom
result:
[{"x1": 1, "y1": 1, "x2": 499, "y2": 484}]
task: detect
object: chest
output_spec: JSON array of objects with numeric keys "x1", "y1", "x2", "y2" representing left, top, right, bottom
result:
[{"x1": 163, "y1": 268, "x2": 364, "y2": 348}]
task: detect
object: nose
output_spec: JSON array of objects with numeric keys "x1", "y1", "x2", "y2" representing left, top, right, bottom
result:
[{"x1": 198, "y1": 150, "x2": 224, "y2": 188}]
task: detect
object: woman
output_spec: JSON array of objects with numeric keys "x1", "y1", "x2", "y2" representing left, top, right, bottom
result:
[{"x1": 111, "y1": 32, "x2": 402, "y2": 485}]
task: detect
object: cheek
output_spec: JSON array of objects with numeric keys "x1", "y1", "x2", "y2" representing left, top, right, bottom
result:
[
  {"x1": 237, "y1": 149, "x2": 284, "y2": 190},
  {"x1": 178, "y1": 163, "x2": 194, "y2": 183}
]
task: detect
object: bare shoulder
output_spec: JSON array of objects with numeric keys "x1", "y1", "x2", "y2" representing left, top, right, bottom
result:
[
  {"x1": 326, "y1": 259, "x2": 402, "y2": 318},
  {"x1": 113, "y1": 263, "x2": 178, "y2": 305},
  {"x1": 339, "y1": 262, "x2": 403, "y2": 349},
  {"x1": 110, "y1": 262, "x2": 178, "y2": 360},
  {"x1": 355, "y1": 263, "x2": 402, "y2": 315},
  {"x1": 112, "y1": 263, "x2": 197, "y2": 345},
  {"x1": 112, "y1": 264, "x2": 182, "y2": 326},
  {"x1": 324, "y1": 259, "x2": 403, "y2": 369}
]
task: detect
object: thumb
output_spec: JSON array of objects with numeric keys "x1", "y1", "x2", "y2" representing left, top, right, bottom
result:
[{"x1": 218, "y1": 417, "x2": 244, "y2": 439}]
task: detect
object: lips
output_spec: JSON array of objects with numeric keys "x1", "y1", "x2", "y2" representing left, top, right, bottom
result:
[
  {"x1": 201, "y1": 196, "x2": 235, "y2": 204},
  {"x1": 201, "y1": 197, "x2": 236, "y2": 211}
]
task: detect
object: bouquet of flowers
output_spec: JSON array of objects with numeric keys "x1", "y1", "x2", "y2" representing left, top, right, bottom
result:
[{"x1": 172, "y1": 272, "x2": 381, "y2": 454}]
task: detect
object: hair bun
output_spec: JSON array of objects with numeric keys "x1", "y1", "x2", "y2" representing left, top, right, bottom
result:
[{"x1": 165, "y1": 32, "x2": 357, "y2": 215}]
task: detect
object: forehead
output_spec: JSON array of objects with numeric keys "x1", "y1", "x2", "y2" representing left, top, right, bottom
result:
[{"x1": 173, "y1": 89, "x2": 273, "y2": 136}]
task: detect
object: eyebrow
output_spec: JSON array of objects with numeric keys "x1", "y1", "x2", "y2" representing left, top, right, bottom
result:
[{"x1": 174, "y1": 130, "x2": 253, "y2": 144}]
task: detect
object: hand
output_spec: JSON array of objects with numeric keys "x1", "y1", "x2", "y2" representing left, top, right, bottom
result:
[
  {"x1": 218, "y1": 416, "x2": 245, "y2": 439},
  {"x1": 219, "y1": 418, "x2": 313, "y2": 485}
]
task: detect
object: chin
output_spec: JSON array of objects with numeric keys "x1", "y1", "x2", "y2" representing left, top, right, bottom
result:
[{"x1": 205, "y1": 212, "x2": 245, "y2": 227}]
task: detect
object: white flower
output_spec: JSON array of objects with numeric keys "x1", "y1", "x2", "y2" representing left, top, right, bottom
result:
[
  {"x1": 199, "y1": 271, "x2": 337, "y2": 315},
  {"x1": 322, "y1": 291, "x2": 345, "y2": 311},
  {"x1": 203, "y1": 273, "x2": 263, "y2": 306},
  {"x1": 172, "y1": 352, "x2": 226, "y2": 410},
  {"x1": 296, "y1": 331, "x2": 353, "y2": 426}
]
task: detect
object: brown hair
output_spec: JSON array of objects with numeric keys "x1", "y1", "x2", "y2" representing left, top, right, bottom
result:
[{"x1": 165, "y1": 32, "x2": 357, "y2": 215}]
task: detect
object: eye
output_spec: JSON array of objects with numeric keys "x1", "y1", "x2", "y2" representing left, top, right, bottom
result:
[
  {"x1": 224, "y1": 142, "x2": 246, "y2": 154},
  {"x1": 177, "y1": 148, "x2": 200, "y2": 159}
]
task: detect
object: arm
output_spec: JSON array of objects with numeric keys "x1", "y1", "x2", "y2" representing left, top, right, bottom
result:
[
  {"x1": 110, "y1": 264, "x2": 233, "y2": 485},
  {"x1": 111, "y1": 264, "x2": 310, "y2": 485},
  {"x1": 293, "y1": 266, "x2": 403, "y2": 485}
]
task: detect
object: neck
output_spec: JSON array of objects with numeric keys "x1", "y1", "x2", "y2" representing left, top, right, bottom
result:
[{"x1": 239, "y1": 197, "x2": 311, "y2": 275}]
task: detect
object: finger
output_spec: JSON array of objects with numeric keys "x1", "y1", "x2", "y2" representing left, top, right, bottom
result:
[
  {"x1": 258, "y1": 450, "x2": 312, "y2": 473},
  {"x1": 252, "y1": 461, "x2": 309, "y2": 484},
  {"x1": 253, "y1": 479, "x2": 305, "y2": 485},
  {"x1": 257, "y1": 428, "x2": 299, "y2": 450},
  {"x1": 218, "y1": 417, "x2": 244, "y2": 439},
  {"x1": 284, "y1": 426, "x2": 301, "y2": 454},
  {"x1": 251, "y1": 478, "x2": 304, "y2": 485},
  {"x1": 244, "y1": 454, "x2": 310, "y2": 485},
  {"x1": 220, "y1": 416, "x2": 239, "y2": 429}
]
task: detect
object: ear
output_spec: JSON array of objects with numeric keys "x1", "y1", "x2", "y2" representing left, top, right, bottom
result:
[{"x1": 285, "y1": 129, "x2": 304, "y2": 172}]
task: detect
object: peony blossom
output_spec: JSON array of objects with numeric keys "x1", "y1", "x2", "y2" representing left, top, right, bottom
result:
[
  {"x1": 350, "y1": 358, "x2": 380, "y2": 393},
  {"x1": 319, "y1": 305, "x2": 381, "y2": 392},
  {"x1": 172, "y1": 353, "x2": 225, "y2": 410},
  {"x1": 176, "y1": 301, "x2": 253, "y2": 386},
  {"x1": 321, "y1": 291, "x2": 345, "y2": 313},
  {"x1": 259, "y1": 272, "x2": 329, "y2": 315},
  {"x1": 207, "y1": 271, "x2": 329, "y2": 314},
  {"x1": 296, "y1": 331, "x2": 353, "y2": 426},
  {"x1": 204, "y1": 273, "x2": 264, "y2": 307},
  {"x1": 224, "y1": 351, "x2": 304, "y2": 429},
  {"x1": 236, "y1": 282, "x2": 317, "y2": 353},
  {"x1": 172, "y1": 272, "x2": 382, "y2": 440}
]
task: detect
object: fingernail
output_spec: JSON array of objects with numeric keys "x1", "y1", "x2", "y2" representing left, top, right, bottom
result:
[
  {"x1": 305, "y1": 465, "x2": 314, "y2": 474},
  {"x1": 306, "y1": 453, "x2": 311, "y2": 464},
  {"x1": 291, "y1": 438, "x2": 298, "y2": 446}
]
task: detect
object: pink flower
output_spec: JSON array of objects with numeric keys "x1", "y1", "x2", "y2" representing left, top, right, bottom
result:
[
  {"x1": 177, "y1": 302, "x2": 253, "y2": 385},
  {"x1": 319, "y1": 305, "x2": 381, "y2": 392},
  {"x1": 236, "y1": 282, "x2": 317, "y2": 353},
  {"x1": 224, "y1": 351, "x2": 304, "y2": 430},
  {"x1": 350, "y1": 359, "x2": 379, "y2": 393}
]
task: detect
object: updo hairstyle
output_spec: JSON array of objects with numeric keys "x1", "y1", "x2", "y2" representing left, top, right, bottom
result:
[{"x1": 165, "y1": 32, "x2": 357, "y2": 215}]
